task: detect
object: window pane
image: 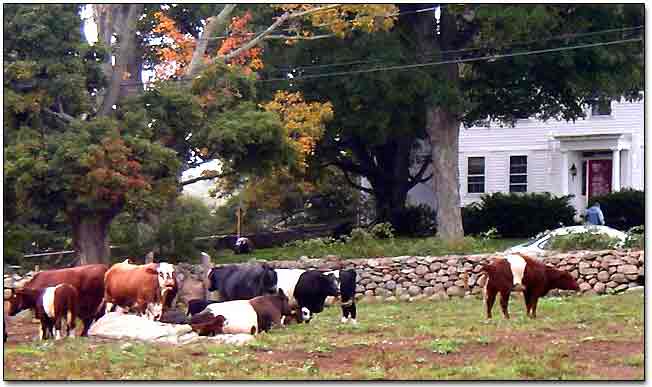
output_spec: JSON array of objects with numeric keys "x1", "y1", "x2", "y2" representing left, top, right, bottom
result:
[
  {"x1": 468, "y1": 176, "x2": 484, "y2": 184},
  {"x1": 509, "y1": 156, "x2": 527, "y2": 174},
  {"x1": 509, "y1": 184, "x2": 527, "y2": 192},
  {"x1": 468, "y1": 157, "x2": 485, "y2": 175},
  {"x1": 468, "y1": 183, "x2": 485, "y2": 193},
  {"x1": 510, "y1": 175, "x2": 527, "y2": 184}
]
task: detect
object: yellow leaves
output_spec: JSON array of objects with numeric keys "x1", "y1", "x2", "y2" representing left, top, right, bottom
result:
[
  {"x1": 272, "y1": 4, "x2": 398, "y2": 39},
  {"x1": 262, "y1": 91, "x2": 333, "y2": 170}
]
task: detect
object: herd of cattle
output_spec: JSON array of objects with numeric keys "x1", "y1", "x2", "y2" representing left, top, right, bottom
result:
[{"x1": 3, "y1": 252, "x2": 580, "y2": 343}]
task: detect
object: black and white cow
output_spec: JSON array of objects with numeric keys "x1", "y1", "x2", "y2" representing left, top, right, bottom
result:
[
  {"x1": 324, "y1": 269, "x2": 358, "y2": 324},
  {"x1": 275, "y1": 269, "x2": 339, "y2": 323},
  {"x1": 207, "y1": 263, "x2": 278, "y2": 302}
]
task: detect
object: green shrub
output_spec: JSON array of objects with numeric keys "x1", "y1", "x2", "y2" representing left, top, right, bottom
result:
[
  {"x1": 623, "y1": 225, "x2": 644, "y2": 250},
  {"x1": 391, "y1": 204, "x2": 437, "y2": 237},
  {"x1": 370, "y1": 222, "x2": 395, "y2": 239},
  {"x1": 549, "y1": 231, "x2": 621, "y2": 252},
  {"x1": 462, "y1": 192, "x2": 576, "y2": 238},
  {"x1": 588, "y1": 189, "x2": 644, "y2": 231}
]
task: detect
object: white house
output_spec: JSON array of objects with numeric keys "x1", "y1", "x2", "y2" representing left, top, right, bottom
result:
[{"x1": 408, "y1": 97, "x2": 645, "y2": 218}]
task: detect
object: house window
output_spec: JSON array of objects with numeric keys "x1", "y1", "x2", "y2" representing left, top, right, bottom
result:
[
  {"x1": 467, "y1": 157, "x2": 485, "y2": 193},
  {"x1": 591, "y1": 99, "x2": 612, "y2": 116},
  {"x1": 509, "y1": 155, "x2": 527, "y2": 192}
]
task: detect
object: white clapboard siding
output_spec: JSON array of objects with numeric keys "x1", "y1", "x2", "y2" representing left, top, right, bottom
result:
[{"x1": 408, "y1": 97, "x2": 644, "y2": 211}]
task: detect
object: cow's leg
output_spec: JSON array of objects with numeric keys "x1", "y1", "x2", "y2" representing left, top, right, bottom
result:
[
  {"x1": 345, "y1": 303, "x2": 357, "y2": 325},
  {"x1": 54, "y1": 317, "x2": 63, "y2": 340},
  {"x1": 523, "y1": 290, "x2": 533, "y2": 318},
  {"x1": 80, "y1": 318, "x2": 93, "y2": 336},
  {"x1": 530, "y1": 296, "x2": 539, "y2": 319},
  {"x1": 340, "y1": 304, "x2": 348, "y2": 324},
  {"x1": 499, "y1": 289, "x2": 511, "y2": 320},
  {"x1": 484, "y1": 285, "x2": 497, "y2": 319}
]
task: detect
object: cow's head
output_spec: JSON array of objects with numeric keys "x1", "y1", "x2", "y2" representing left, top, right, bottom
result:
[
  {"x1": 275, "y1": 288, "x2": 292, "y2": 317},
  {"x1": 260, "y1": 263, "x2": 278, "y2": 295},
  {"x1": 5, "y1": 288, "x2": 33, "y2": 316},
  {"x1": 548, "y1": 267, "x2": 580, "y2": 291},
  {"x1": 156, "y1": 263, "x2": 177, "y2": 290}
]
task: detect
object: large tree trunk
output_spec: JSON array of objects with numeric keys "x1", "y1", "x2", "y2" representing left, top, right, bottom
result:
[
  {"x1": 69, "y1": 211, "x2": 115, "y2": 265},
  {"x1": 427, "y1": 109, "x2": 464, "y2": 240},
  {"x1": 410, "y1": 5, "x2": 465, "y2": 241}
]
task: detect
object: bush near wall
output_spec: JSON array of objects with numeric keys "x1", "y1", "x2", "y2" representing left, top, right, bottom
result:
[
  {"x1": 462, "y1": 192, "x2": 576, "y2": 238},
  {"x1": 588, "y1": 189, "x2": 644, "y2": 231}
]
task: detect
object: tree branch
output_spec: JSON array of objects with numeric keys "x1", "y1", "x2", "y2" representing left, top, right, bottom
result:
[
  {"x1": 44, "y1": 108, "x2": 74, "y2": 124},
  {"x1": 408, "y1": 155, "x2": 432, "y2": 185},
  {"x1": 341, "y1": 170, "x2": 374, "y2": 194},
  {"x1": 264, "y1": 33, "x2": 335, "y2": 41},
  {"x1": 180, "y1": 171, "x2": 236, "y2": 186},
  {"x1": 99, "y1": 4, "x2": 144, "y2": 116},
  {"x1": 186, "y1": 4, "x2": 237, "y2": 79},
  {"x1": 223, "y1": 12, "x2": 291, "y2": 62}
]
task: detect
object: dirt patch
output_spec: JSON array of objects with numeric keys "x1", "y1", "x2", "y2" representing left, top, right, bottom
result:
[{"x1": 569, "y1": 340, "x2": 644, "y2": 380}]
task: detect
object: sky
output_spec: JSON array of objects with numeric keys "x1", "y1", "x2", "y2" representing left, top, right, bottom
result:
[{"x1": 79, "y1": 5, "x2": 224, "y2": 207}]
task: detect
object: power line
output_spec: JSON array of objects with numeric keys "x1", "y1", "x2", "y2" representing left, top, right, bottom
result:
[
  {"x1": 258, "y1": 38, "x2": 643, "y2": 83},
  {"x1": 270, "y1": 25, "x2": 643, "y2": 74},
  {"x1": 119, "y1": 37, "x2": 642, "y2": 87}
]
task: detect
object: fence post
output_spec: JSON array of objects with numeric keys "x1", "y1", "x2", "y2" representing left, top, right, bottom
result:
[{"x1": 201, "y1": 252, "x2": 212, "y2": 300}]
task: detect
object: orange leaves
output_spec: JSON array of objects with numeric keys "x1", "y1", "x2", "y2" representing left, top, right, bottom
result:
[
  {"x1": 83, "y1": 135, "x2": 151, "y2": 204},
  {"x1": 262, "y1": 91, "x2": 333, "y2": 170},
  {"x1": 217, "y1": 11, "x2": 264, "y2": 74},
  {"x1": 152, "y1": 11, "x2": 197, "y2": 79}
]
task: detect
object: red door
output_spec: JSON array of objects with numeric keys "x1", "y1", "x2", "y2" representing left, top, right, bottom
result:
[{"x1": 587, "y1": 159, "x2": 612, "y2": 198}]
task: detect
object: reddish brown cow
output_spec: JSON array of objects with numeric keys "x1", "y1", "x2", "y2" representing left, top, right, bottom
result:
[
  {"x1": 103, "y1": 261, "x2": 177, "y2": 320},
  {"x1": 20, "y1": 264, "x2": 107, "y2": 336},
  {"x1": 7, "y1": 284, "x2": 79, "y2": 340},
  {"x1": 482, "y1": 253, "x2": 579, "y2": 319}
]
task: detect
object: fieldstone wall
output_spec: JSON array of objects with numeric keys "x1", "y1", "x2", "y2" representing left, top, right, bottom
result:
[{"x1": 4, "y1": 250, "x2": 644, "y2": 304}]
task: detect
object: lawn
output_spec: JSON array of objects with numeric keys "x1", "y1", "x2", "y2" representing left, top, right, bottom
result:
[
  {"x1": 3, "y1": 291, "x2": 643, "y2": 380},
  {"x1": 212, "y1": 236, "x2": 527, "y2": 264}
]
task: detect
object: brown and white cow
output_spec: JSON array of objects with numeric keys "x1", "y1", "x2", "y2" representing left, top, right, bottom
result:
[
  {"x1": 7, "y1": 284, "x2": 79, "y2": 340},
  {"x1": 103, "y1": 260, "x2": 177, "y2": 320},
  {"x1": 189, "y1": 290, "x2": 291, "y2": 336},
  {"x1": 19, "y1": 264, "x2": 108, "y2": 336},
  {"x1": 482, "y1": 253, "x2": 580, "y2": 319}
]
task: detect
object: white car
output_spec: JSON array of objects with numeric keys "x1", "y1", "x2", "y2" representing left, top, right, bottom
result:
[{"x1": 505, "y1": 225, "x2": 628, "y2": 255}]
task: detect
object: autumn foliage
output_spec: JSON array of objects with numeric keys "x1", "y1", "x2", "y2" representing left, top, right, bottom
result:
[
  {"x1": 82, "y1": 135, "x2": 151, "y2": 206},
  {"x1": 217, "y1": 11, "x2": 264, "y2": 74},
  {"x1": 152, "y1": 11, "x2": 196, "y2": 79}
]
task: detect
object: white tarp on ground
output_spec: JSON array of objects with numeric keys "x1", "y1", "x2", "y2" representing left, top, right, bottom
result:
[{"x1": 88, "y1": 312, "x2": 254, "y2": 345}]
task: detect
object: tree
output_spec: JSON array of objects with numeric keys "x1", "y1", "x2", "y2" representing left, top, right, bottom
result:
[
  {"x1": 400, "y1": 4, "x2": 643, "y2": 240},
  {"x1": 258, "y1": 23, "x2": 435, "y2": 230}
]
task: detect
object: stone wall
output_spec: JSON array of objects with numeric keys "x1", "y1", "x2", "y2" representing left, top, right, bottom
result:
[{"x1": 4, "y1": 250, "x2": 644, "y2": 304}]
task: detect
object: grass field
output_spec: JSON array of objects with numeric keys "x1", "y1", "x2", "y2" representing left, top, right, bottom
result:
[
  {"x1": 213, "y1": 237, "x2": 527, "y2": 264},
  {"x1": 3, "y1": 291, "x2": 643, "y2": 380}
]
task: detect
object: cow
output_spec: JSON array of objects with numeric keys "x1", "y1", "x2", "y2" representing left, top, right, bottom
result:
[
  {"x1": 103, "y1": 260, "x2": 177, "y2": 320},
  {"x1": 482, "y1": 253, "x2": 580, "y2": 319},
  {"x1": 189, "y1": 290, "x2": 291, "y2": 336},
  {"x1": 275, "y1": 269, "x2": 340, "y2": 323},
  {"x1": 6, "y1": 284, "x2": 79, "y2": 340},
  {"x1": 186, "y1": 299, "x2": 219, "y2": 317},
  {"x1": 233, "y1": 237, "x2": 254, "y2": 254},
  {"x1": 324, "y1": 269, "x2": 358, "y2": 324},
  {"x1": 19, "y1": 264, "x2": 107, "y2": 336},
  {"x1": 207, "y1": 263, "x2": 277, "y2": 302}
]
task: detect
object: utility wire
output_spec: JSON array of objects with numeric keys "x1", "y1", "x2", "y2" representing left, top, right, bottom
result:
[
  {"x1": 258, "y1": 38, "x2": 643, "y2": 83},
  {"x1": 119, "y1": 37, "x2": 642, "y2": 87},
  {"x1": 271, "y1": 25, "x2": 643, "y2": 74}
]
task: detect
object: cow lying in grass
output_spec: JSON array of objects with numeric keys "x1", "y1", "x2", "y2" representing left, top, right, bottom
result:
[
  {"x1": 6, "y1": 284, "x2": 79, "y2": 340},
  {"x1": 482, "y1": 253, "x2": 580, "y2": 319},
  {"x1": 189, "y1": 290, "x2": 291, "y2": 336}
]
